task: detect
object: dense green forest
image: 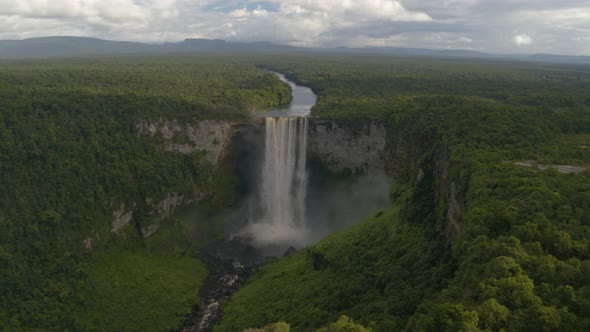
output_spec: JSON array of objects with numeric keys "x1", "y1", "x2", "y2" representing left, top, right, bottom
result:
[
  {"x1": 1, "y1": 54, "x2": 590, "y2": 331},
  {"x1": 0, "y1": 56, "x2": 291, "y2": 330},
  {"x1": 217, "y1": 56, "x2": 590, "y2": 331}
]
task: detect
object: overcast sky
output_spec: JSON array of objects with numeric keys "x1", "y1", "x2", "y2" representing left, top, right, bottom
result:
[{"x1": 1, "y1": 0, "x2": 589, "y2": 55}]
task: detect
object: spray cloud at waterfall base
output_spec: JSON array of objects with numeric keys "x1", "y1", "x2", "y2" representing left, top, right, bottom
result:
[{"x1": 227, "y1": 116, "x2": 392, "y2": 257}]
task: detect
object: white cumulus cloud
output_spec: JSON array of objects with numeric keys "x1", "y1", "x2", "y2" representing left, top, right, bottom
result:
[
  {"x1": 513, "y1": 33, "x2": 533, "y2": 46},
  {"x1": 0, "y1": 0, "x2": 589, "y2": 54}
]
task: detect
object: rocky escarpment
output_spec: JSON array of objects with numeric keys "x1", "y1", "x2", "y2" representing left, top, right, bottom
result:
[
  {"x1": 388, "y1": 127, "x2": 466, "y2": 243},
  {"x1": 430, "y1": 146, "x2": 464, "y2": 243},
  {"x1": 307, "y1": 119, "x2": 387, "y2": 174},
  {"x1": 101, "y1": 119, "x2": 248, "y2": 241},
  {"x1": 111, "y1": 203, "x2": 135, "y2": 233},
  {"x1": 107, "y1": 192, "x2": 186, "y2": 238},
  {"x1": 140, "y1": 192, "x2": 185, "y2": 238},
  {"x1": 136, "y1": 118, "x2": 239, "y2": 167},
  {"x1": 308, "y1": 118, "x2": 465, "y2": 243}
]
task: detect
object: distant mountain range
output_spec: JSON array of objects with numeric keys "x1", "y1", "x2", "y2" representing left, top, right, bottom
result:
[{"x1": 1, "y1": 36, "x2": 589, "y2": 65}]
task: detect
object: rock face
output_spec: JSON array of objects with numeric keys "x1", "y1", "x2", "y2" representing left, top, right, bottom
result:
[
  {"x1": 111, "y1": 203, "x2": 134, "y2": 233},
  {"x1": 140, "y1": 192, "x2": 185, "y2": 238},
  {"x1": 136, "y1": 118, "x2": 237, "y2": 166},
  {"x1": 282, "y1": 246, "x2": 297, "y2": 257},
  {"x1": 308, "y1": 118, "x2": 466, "y2": 244},
  {"x1": 307, "y1": 119, "x2": 387, "y2": 174},
  {"x1": 431, "y1": 148, "x2": 463, "y2": 243},
  {"x1": 109, "y1": 193, "x2": 185, "y2": 238},
  {"x1": 83, "y1": 230, "x2": 100, "y2": 250},
  {"x1": 105, "y1": 118, "x2": 247, "y2": 240},
  {"x1": 388, "y1": 126, "x2": 465, "y2": 244}
]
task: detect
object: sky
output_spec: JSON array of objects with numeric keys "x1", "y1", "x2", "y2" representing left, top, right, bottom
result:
[{"x1": 0, "y1": 0, "x2": 589, "y2": 55}]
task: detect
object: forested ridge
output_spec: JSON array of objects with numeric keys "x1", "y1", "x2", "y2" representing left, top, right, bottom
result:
[
  {"x1": 218, "y1": 56, "x2": 590, "y2": 331},
  {"x1": 0, "y1": 56, "x2": 291, "y2": 331}
]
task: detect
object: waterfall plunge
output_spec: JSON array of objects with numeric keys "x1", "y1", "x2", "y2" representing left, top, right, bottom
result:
[{"x1": 243, "y1": 117, "x2": 309, "y2": 248}]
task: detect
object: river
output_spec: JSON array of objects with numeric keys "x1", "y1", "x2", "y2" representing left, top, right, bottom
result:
[
  {"x1": 180, "y1": 72, "x2": 317, "y2": 332},
  {"x1": 259, "y1": 72, "x2": 317, "y2": 117}
]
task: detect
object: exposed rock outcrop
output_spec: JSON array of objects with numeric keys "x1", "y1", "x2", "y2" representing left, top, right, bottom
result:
[
  {"x1": 432, "y1": 148, "x2": 463, "y2": 243},
  {"x1": 109, "y1": 192, "x2": 185, "y2": 238},
  {"x1": 140, "y1": 192, "x2": 184, "y2": 238},
  {"x1": 83, "y1": 230, "x2": 101, "y2": 250},
  {"x1": 111, "y1": 203, "x2": 134, "y2": 233},
  {"x1": 307, "y1": 120, "x2": 387, "y2": 174},
  {"x1": 136, "y1": 119, "x2": 237, "y2": 166},
  {"x1": 306, "y1": 118, "x2": 466, "y2": 244},
  {"x1": 388, "y1": 126, "x2": 466, "y2": 244},
  {"x1": 123, "y1": 118, "x2": 255, "y2": 240}
]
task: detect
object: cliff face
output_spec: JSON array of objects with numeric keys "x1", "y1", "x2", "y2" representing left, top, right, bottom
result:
[
  {"x1": 102, "y1": 116, "x2": 464, "y2": 244},
  {"x1": 99, "y1": 119, "x2": 245, "y2": 242},
  {"x1": 388, "y1": 128, "x2": 465, "y2": 243},
  {"x1": 136, "y1": 118, "x2": 237, "y2": 167},
  {"x1": 308, "y1": 118, "x2": 465, "y2": 243},
  {"x1": 105, "y1": 193, "x2": 187, "y2": 240},
  {"x1": 140, "y1": 192, "x2": 185, "y2": 238},
  {"x1": 307, "y1": 119, "x2": 387, "y2": 174},
  {"x1": 430, "y1": 146, "x2": 464, "y2": 243}
]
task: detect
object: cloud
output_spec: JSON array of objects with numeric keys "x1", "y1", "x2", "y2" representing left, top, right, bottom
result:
[
  {"x1": 455, "y1": 37, "x2": 473, "y2": 43},
  {"x1": 0, "y1": 0, "x2": 153, "y2": 21},
  {"x1": 0, "y1": 0, "x2": 589, "y2": 54},
  {"x1": 513, "y1": 33, "x2": 533, "y2": 47},
  {"x1": 203, "y1": 0, "x2": 434, "y2": 46}
]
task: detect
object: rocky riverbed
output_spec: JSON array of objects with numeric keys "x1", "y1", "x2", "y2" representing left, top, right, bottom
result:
[{"x1": 180, "y1": 237, "x2": 268, "y2": 332}]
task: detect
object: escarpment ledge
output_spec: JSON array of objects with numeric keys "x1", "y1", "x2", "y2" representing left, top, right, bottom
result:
[
  {"x1": 111, "y1": 203, "x2": 135, "y2": 233},
  {"x1": 102, "y1": 119, "x2": 261, "y2": 241},
  {"x1": 108, "y1": 193, "x2": 186, "y2": 238},
  {"x1": 307, "y1": 119, "x2": 387, "y2": 174},
  {"x1": 141, "y1": 192, "x2": 185, "y2": 238},
  {"x1": 136, "y1": 118, "x2": 239, "y2": 167},
  {"x1": 390, "y1": 127, "x2": 466, "y2": 244}
]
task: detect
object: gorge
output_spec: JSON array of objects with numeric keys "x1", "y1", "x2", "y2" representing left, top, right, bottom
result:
[
  {"x1": 225, "y1": 73, "x2": 391, "y2": 257},
  {"x1": 4, "y1": 55, "x2": 588, "y2": 332},
  {"x1": 182, "y1": 73, "x2": 394, "y2": 331}
]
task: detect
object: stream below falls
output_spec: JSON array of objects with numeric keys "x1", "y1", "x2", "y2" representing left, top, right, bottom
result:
[{"x1": 180, "y1": 72, "x2": 316, "y2": 332}]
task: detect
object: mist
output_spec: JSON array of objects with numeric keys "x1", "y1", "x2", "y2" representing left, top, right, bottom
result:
[{"x1": 220, "y1": 122, "x2": 392, "y2": 258}]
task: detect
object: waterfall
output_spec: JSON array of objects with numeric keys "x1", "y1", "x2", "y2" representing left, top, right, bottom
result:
[{"x1": 243, "y1": 117, "x2": 309, "y2": 248}]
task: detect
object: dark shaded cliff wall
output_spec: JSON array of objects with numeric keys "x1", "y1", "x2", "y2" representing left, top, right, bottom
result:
[{"x1": 308, "y1": 118, "x2": 467, "y2": 243}]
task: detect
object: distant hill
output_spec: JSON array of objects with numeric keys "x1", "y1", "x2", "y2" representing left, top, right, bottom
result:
[
  {"x1": 165, "y1": 38, "x2": 301, "y2": 53},
  {"x1": 0, "y1": 36, "x2": 160, "y2": 57},
  {"x1": 1, "y1": 36, "x2": 589, "y2": 65},
  {"x1": 0, "y1": 36, "x2": 300, "y2": 58}
]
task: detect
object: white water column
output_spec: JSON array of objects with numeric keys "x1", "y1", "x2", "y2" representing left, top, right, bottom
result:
[{"x1": 245, "y1": 117, "x2": 309, "y2": 247}]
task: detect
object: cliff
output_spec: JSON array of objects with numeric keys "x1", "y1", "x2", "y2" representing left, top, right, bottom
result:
[
  {"x1": 308, "y1": 118, "x2": 465, "y2": 243},
  {"x1": 307, "y1": 119, "x2": 387, "y2": 174},
  {"x1": 136, "y1": 118, "x2": 238, "y2": 167},
  {"x1": 96, "y1": 118, "x2": 246, "y2": 242}
]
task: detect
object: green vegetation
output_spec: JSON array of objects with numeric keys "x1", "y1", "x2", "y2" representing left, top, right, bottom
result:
[
  {"x1": 0, "y1": 56, "x2": 290, "y2": 330},
  {"x1": 2, "y1": 53, "x2": 590, "y2": 331},
  {"x1": 317, "y1": 316, "x2": 372, "y2": 332},
  {"x1": 73, "y1": 227, "x2": 207, "y2": 331},
  {"x1": 217, "y1": 55, "x2": 590, "y2": 331},
  {"x1": 216, "y1": 205, "x2": 453, "y2": 331},
  {"x1": 245, "y1": 316, "x2": 371, "y2": 332}
]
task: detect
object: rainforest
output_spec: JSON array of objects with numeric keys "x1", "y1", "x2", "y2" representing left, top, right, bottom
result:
[{"x1": 1, "y1": 53, "x2": 590, "y2": 332}]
